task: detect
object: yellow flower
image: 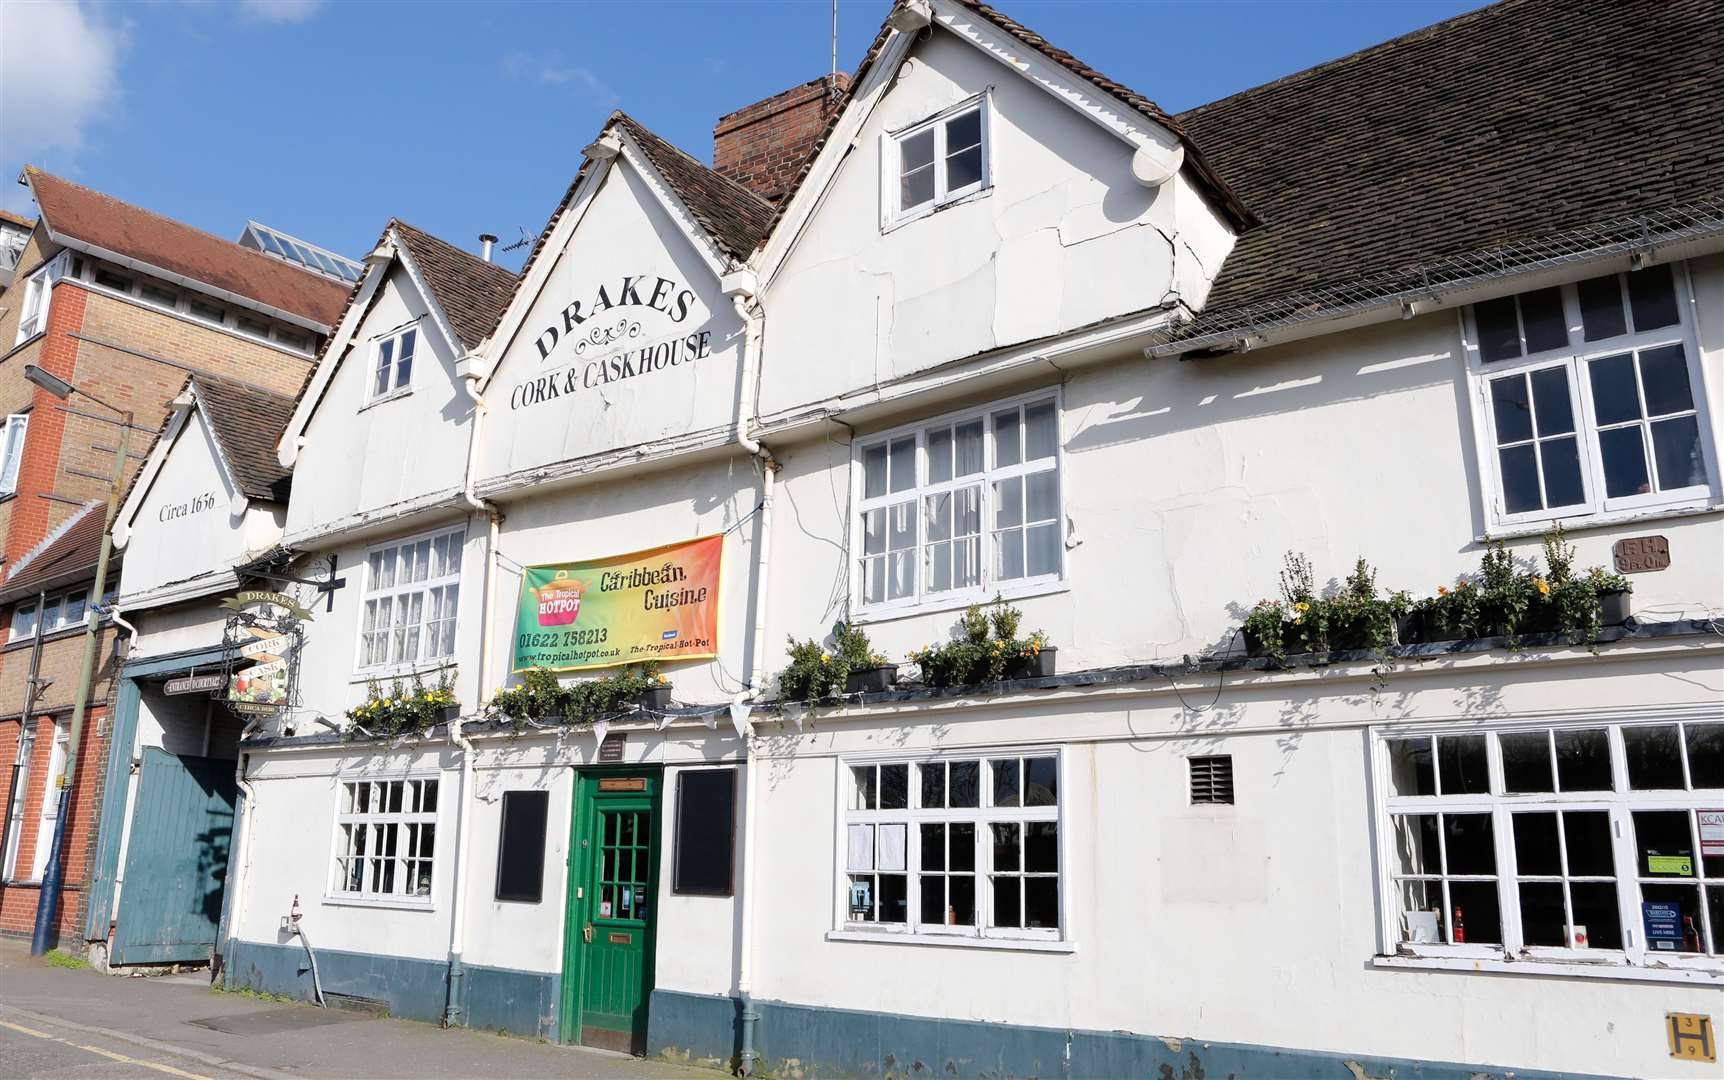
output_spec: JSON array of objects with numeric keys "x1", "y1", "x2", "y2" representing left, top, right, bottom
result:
[
  {"x1": 1294, "y1": 602, "x2": 1310, "y2": 613},
  {"x1": 1534, "y1": 577, "x2": 1550, "y2": 596},
  {"x1": 1437, "y1": 585, "x2": 1449, "y2": 596},
  {"x1": 821, "y1": 653, "x2": 831, "y2": 664}
]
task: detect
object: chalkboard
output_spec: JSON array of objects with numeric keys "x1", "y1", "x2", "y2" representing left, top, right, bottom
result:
[
  {"x1": 495, "y1": 790, "x2": 549, "y2": 903},
  {"x1": 673, "y1": 769, "x2": 736, "y2": 896}
]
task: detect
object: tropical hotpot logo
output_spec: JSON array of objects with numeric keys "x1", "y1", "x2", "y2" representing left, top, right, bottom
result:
[{"x1": 532, "y1": 571, "x2": 587, "y2": 626}]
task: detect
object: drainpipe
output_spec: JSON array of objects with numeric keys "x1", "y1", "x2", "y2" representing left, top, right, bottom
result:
[
  {"x1": 443, "y1": 360, "x2": 497, "y2": 1028},
  {"x1": 218, "y1": 720, "x2": 263, "y2": 985},
  {"x1": 723, "y1": 273, "x2": 774, "y2": 1076},
  {"x1": 0, "y1": 589, "x2": 48, "y2": 878}
]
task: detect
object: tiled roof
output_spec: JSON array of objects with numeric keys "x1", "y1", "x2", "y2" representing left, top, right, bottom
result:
[
  {"x1": 0, "y1": 208, "x2": 34, "y2": 230},
  {"x1": 756, "y1": 0, "x2": 1256, "y2": 250},
  {"x1": 191, "y1": 374, "x2": 299, "y2": 502},
  {"x1": 1176, "y1": 0, "x2": 1724, "y2": 321},
  {"x1": 497, "y1": 112, "x2": 775, "y2": 345},
  {"x1": 392, "y1": 220, "x2": 518, "y2": 350},
  {"x1": 612, "y1": 112, "x2": 775, "y2": 262},
  {"x1": 24, "y1": 167, "x2": 351, "y2": 328},
  {"x1": 1, "y1": 501, "x2": 106, "y2": 599}
]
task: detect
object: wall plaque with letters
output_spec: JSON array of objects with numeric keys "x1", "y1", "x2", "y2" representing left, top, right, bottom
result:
[{"x1": 1612, "y1": 535, "x2": 1670, "y2": 574}]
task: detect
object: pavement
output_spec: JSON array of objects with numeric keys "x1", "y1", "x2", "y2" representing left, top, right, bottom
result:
[{"x1": 0, "y1": 940, "x2": 719, "y2": 1080}]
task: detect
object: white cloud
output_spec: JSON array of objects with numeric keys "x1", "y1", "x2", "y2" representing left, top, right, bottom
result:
[
  {"x1": 0, "y1": 1, "x2": 125, "y2": 180},
  {"x1": 237, "y1": 0, "x2": 325, "y2": 23},
  {"x1": 503, "y1": 50, "x2": 620, "y2": 108}
]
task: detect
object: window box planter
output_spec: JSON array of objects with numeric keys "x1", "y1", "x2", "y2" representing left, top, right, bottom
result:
[
  {"x1": 1600, "y1": 589, "x2": 1632, "y2": 627},
  {"x1": 435, "y1": 704, "x2": 460, "y2": 727},
  {"x1": 1016, "y1": 646, "x2": 1057, "y2": 678},
  {"x1": 1417, "y1": 610, "x2": 1468, "y2": 643},
  {"x1": 632, "y1": 686, "x2": 671, "y2": 711},
  {"x1": 1394, "y1": 614, "x2": 1421, "y2": 646},
  {"x1": 845, "y1": 664, "x2": 899, "y2": 694}
]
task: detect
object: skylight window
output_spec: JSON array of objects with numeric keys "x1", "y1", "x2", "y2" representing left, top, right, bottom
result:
[{"x1": 240, "y1": 221, "x2": 363, "y2": 283}]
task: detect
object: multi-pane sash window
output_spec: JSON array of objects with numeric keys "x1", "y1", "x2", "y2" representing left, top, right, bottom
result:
[
  {"x1": 8, "y1": 587, "x2": 90, "y2": 643},
  {"x1": 332, "y1": 778, "x2": 438, "y2": 901},
  {"x1": 358, "y1": 528, "x2": 463, "y2": 671},
  {"x1": 1378, "y1": 720, "x2": 1724, "y2": 969},
  {"x1": 1469, "y1": 264, "x2": 1715, "y2": 527},
  {"x1": 889, "y1": 97, "x2": 989, "y2": 225},
  {"x1": 13, "y1": 255, "x2": 66, "y2": 344},
  {"x1": 370, "y1": 326, "x2": 417, "y2": 401},
  {"x1": 843, "y1": 752, "x2": 1062, "y2": 942},
  {"x1": 1, "y1": 413, "x2": 28, "y2": 496},
  {"x1": 856, "y1": 394, "x2": 1061, "y2": 612}
]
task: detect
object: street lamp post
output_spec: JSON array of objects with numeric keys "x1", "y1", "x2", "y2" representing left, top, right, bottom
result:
[{"x1": 24, "y1": 364, "x2": 133, "y2": 957}]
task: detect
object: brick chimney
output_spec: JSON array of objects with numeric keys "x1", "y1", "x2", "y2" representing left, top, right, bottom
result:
[{"x1": 714, "y1": 73, "x2": 850, "y2": 204}]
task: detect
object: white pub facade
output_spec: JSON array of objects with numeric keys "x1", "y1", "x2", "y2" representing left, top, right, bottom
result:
[{"x1": 107, "y1": 2, "x2": 1721, "y2": 1077}]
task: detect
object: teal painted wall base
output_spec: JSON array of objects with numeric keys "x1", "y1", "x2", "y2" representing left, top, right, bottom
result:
[
  {"x1": 223, "y1": 939, "x2": 557, "y2": 1039},
  {"x1": 645, "y1": 989, "x2": 1614, "y2": 1080}
]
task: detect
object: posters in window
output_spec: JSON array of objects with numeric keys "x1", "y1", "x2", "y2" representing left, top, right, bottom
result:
[{"x1": 512, "y1": 535, "x2": 722, "y2": 672}]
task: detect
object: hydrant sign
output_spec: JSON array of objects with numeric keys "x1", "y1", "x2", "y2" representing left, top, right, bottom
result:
[{"x1": 512, "y1": 535, "x2": 723, "y2": 672}]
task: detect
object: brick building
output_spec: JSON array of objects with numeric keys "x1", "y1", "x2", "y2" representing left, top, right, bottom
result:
[{"x1": 0, "y1": 167, "x2": 350, "y2": 942}]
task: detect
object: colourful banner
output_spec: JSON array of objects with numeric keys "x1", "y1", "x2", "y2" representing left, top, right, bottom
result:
[{"x1": 513, "y1": 535, "x2": 722, "y2": 672}]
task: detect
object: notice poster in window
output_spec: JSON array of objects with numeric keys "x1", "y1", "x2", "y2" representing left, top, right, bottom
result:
[
  {"x1": 1700, "y1": 810, "x2": 1724, "y2": 858},
  {"x1": 1643, "y1": 901, "x2": 1684, "y2": 951},
  {"x1": 513, "y1": 535, "x2": 722, "y2": 672}
]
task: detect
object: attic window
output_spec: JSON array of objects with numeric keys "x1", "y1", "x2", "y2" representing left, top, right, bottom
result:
[
  {"x1": 1189, "y1": 756, "x2": 1234, "y2": 805},
  {"x1": 368, "y1": 327, "x2": 417, "y2": 402},
  {"x1": 886, "y1": 95, "x2": 990, "y2": 228}
]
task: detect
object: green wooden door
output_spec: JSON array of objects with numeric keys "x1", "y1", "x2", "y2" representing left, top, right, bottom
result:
[{"x1": 560, "y1": 771, "x2": 661, "y2": 1053}]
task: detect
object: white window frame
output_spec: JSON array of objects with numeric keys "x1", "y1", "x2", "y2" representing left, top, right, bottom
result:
[
  {"x1": 881, "y1": 93, "x2": 993, "y2": 231},
  {"x1": 366, "y1": 324, "x2": 419, "y2": 404},
  {"x1": 29, "y1": 721, "x2": 69, "y2": 882},
  {"x1": 354, "y1": 525, "x2": 464, "y2": 676},
  {"x1": 8, "y1": 586, "x2": 90, "y2": 643},
  {"x1": 832, "y1": 747, "x2": 1069, "y2": 949},
  {"x1": 1463, "y1": 262, "x2": 1720, "y2": 533},
  {"x1": 1370, "y1": 717, "x2": 1724, "y2": 980},
  {"x1": 0, "y1": 413, "x2": 28, "y2": 496},
  {"x1": 2, "y1": 720, "x2": 37, "y2": 880},
  {"x1": 327, "y1": 774, "x2": 441, "y2": 908},
  {"x1": 849, "y1": 388, "x2": 1065, "y2": 620},
  {"x1": 13, "y1": 252, "x2": 68, "y2": 344}
]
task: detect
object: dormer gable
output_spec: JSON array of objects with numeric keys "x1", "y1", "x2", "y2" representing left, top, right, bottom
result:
[
  {"x1": 472, "y1": 113, "x2": 770, "y2": 492},
  {"x1": 751, "y1": 0, "x2": 1251, "y2": 418}
]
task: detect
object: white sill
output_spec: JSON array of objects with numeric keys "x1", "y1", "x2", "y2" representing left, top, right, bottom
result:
[
  {"x1": 351, "y1": 659, "x2": 457, "y2": 685},
  {"x1": 849, "y1": 579, "x2": 1069, "y2": 627},
  {"x1": 1372, "y1": 952, "x2": 1722, "y2": 985},
  {"x1": 882, "y1": 184, "x2": 993, "y2": 236},
  {"x1": 322, "y1": 893, "x2": 436, "y2": 913},
  {"x1": 826, "y1": 929, "x2": 1074, "y2": 954},
  {"x1": 1482, "y1": 499, "x2": 1721, "y2": 542},
  {"x1": 359, "y1": 387, "x2": 413, "y2": 413}
]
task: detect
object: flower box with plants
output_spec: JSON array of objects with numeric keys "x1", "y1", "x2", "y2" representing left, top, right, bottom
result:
[
  {"x1": 1242, "y1": 555, "x2": 1408, "y2": 665},
  {"x1": 778, "y1": 624, "x2": 896, "y2": 703},
  {"x1": 346, "y1": 672, "x2": 459, "y2": 740},
  {"x1": 1241, "y1": 527, "x2": 1631, "y2": 663},
  {"x1": 909, "y1": 598, "x2": 1053, "y2": 689},
  {"x1": 485, "y1": 662, "x2": 669, "y2": 732}
]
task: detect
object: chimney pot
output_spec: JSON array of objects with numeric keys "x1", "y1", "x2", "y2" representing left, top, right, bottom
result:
[{"x1": 479, "y1": 234, "x2": 498, "y2": 262}]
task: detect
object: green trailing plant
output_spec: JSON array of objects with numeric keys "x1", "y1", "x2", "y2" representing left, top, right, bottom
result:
[
  {"x1": 1256, "y1": 528, "x2": 1632, "y2": 660},
  {"x1": 777, "y1": 624, "x2": 883, "y2": 703},
  {"x1": 485, "y1": 662, "x2": 666, "y2": 731},
  {"x1": 909, "y1": 597, "x2": 1048, "y2": 688},
  {"x1": 345, "y1": 670, "x2": 458, "y2": 739}
]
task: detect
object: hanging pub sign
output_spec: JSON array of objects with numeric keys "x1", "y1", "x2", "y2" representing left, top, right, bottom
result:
[
  {"x1": 512, "y1": 535, "x2": 721, "y2": 673},
  {"x1": 221, "y1": 589, "x2": 309, "y2": 717}
]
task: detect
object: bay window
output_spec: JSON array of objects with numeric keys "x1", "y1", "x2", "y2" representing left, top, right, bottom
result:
[
  {"x1": 356, "y1": 527, "x2": 463, "y2": 672},
  {"x1": 1376, "y1": 720, "x2": 1724, "y2": 972},
  {"x1": 1467, "y1": 263, "x2": 1717, "y2": 529},
  {"x1": 840, "y1": 751, "x2": 1064, "y2": 944},
  {"x1": 13, "y1": 253, "x2": 67, "y2": 344},
  {"x1": 854, "y1": 392, "x2": 1063, "y2": 615}
]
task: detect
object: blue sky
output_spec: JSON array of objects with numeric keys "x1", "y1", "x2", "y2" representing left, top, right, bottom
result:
[{"x1": 1, "y1": 0, "x2": 1486, "y2": 272}]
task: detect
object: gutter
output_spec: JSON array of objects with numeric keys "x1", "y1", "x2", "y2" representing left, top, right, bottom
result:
[
  {"x1": 44, "y1": 230, "x2": 333, "y2": 334},
  {"x1": 443, "y1": 356, "x2": 500, "y2": 1028},
  {"x1": 720, "y1": 268, "x2": 774, "y2": 1077}
]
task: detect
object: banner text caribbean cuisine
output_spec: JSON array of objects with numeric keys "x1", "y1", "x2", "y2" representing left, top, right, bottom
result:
[{"x1": 513, "y1": 535, "x2": 722, "y2": 672}]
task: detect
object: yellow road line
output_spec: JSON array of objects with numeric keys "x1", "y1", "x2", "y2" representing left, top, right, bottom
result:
[{"x1": 0, "y1": 1017, "x2": 216, "y2": 1080}]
